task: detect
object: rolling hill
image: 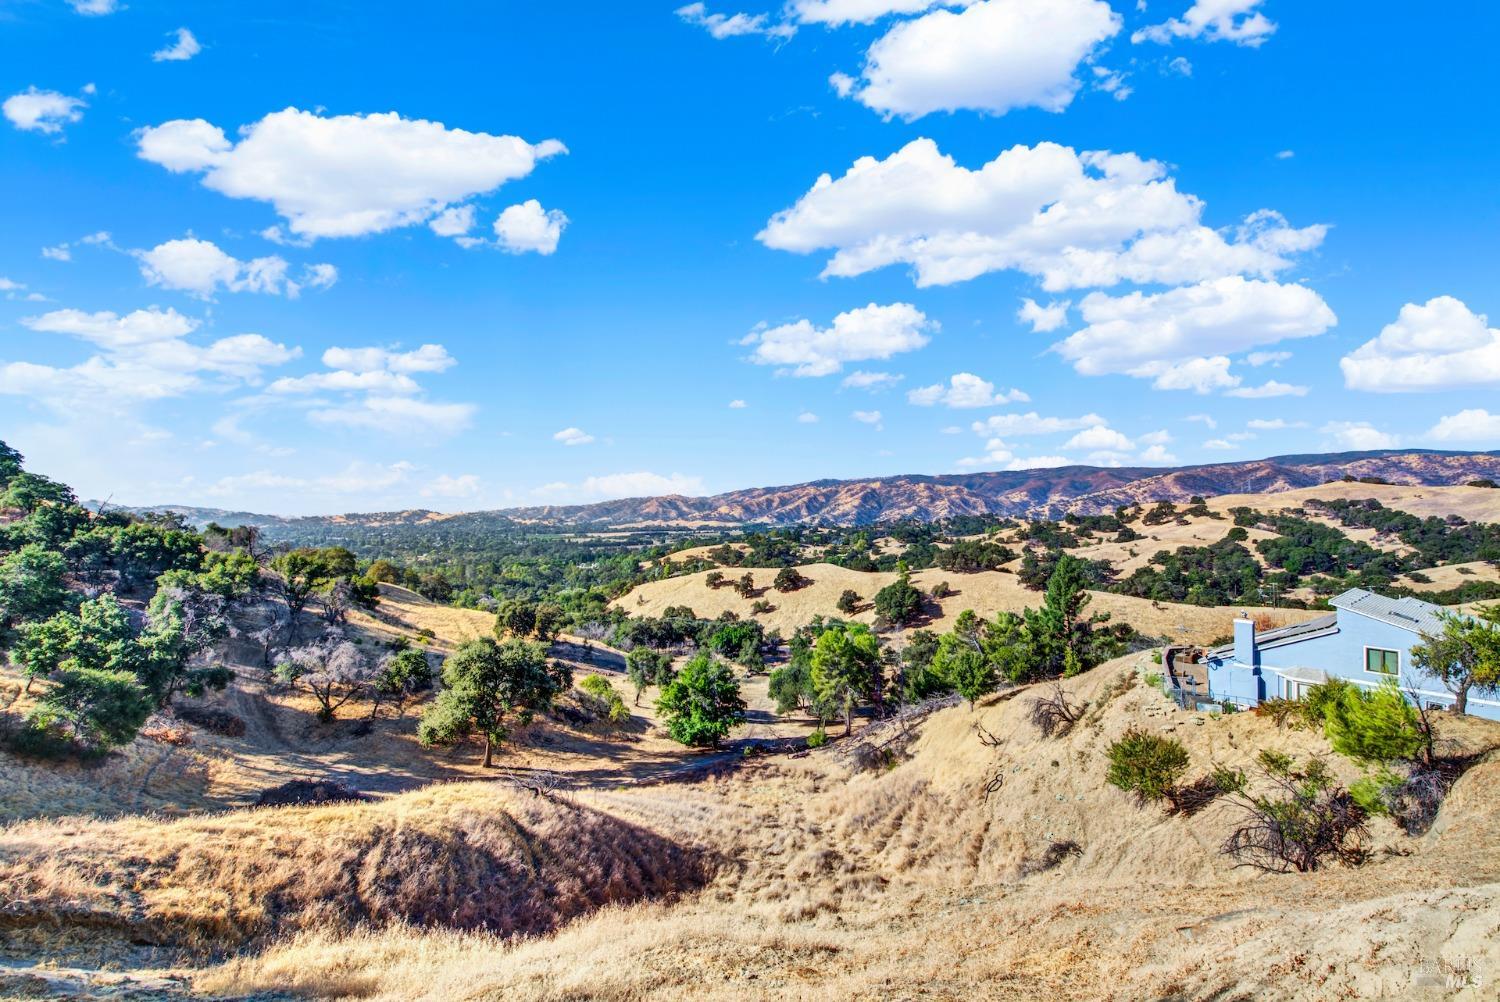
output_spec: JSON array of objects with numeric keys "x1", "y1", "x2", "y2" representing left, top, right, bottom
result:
[{"x1": 114, "y1": 449, "x2": 1500, "y2": 532}]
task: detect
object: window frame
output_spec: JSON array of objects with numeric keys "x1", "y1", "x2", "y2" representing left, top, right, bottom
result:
[{"x1": 1362, "y1": 645, "x2": 1400, "y2": 677}]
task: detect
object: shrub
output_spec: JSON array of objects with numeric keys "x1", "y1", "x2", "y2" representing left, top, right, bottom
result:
[
  {"x1": 930, "y1": 580, "x2": 955, "y2": 599},
  {"x1": 1219, "y1": 753, "x2": 1369, "y2": 873},
  {"x1": 1106, "y1": 729, "x2": 1190, "y2": 805},
  {"x1": 773, "y1": 566, "x2": 809, "y2": 593},
  {"x1": 578, "y1": 674, "x2": 631, "y2": 725},
  {"x1": 1027, "y1": 682, "x2": 1086, "y2": 738},
  {"x1": 655, "y1": 653, "x2": 746, "y2": 748},
  {"x1": 1322, "y1": 679, "x2": 1430, "y2": 764},
  {"x1": 836, "y1": 589, "x2": 861, "y2": 615},
  {"x1": 806, "y1": 728, "x2": 828, "y2": 749},
  {"x1": 1143, "y1": 671, "x2": 1163, "y2": 689}
]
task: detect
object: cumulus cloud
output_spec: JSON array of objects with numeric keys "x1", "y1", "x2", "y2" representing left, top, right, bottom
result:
[
  {"x1": 852, "y1": 409, "x2": 883, "y2": 427},
  {"x1": 1427, "y1": 409, "x2": 1500, "y2": 443},
  {"x1": 835, "y1": 0, "x2": 1120, "y2": 119},
  {"x1": 69, "y1": 0, "x2": 119, "y2": 14},
  {"x1": 759, "y1": 139, "x2": 1326, "y2": 290},
  {"x1": 554, "y1": 427, "x2": 595, "y2": 446},
  {"x1": 1322, "y1": 421, "x2": 1400, "y2": 451},
  {"x1": 791, "y1": 0, "x2": 946, "y2": 25},
  {"x1": 3, "y1": 87, "x2": 86, "y2": 134},
  {"x1": 970, "y1": 411, "x2": 1104, "y2": 436},
  {"x1": 152, "y1": 27, "x2": 201, "y2": 62},
  {"x1": 321, "y1": 344, "x2": 454, "y2": 374},
  {"x1": 421, "y1": 473, "x2": 482, "y2": 499},
  {"x1": 493, "y1": 199, "x2": 568, "y2": 255},
  {"x1": 797, "y1": 411, "x2": 820, "y2": 423},
  {"x1": 205, "y1": 461, "x2": 418, "y2": 500},
  {"x1": 429, "y1": 204, "x2": 475, "y2": 237},
  {"x1": 841, "y1": 370, "x2": 903, "y2": 391},
  {"x1": 1224, "y1": 379, "x2": 1307, "y2": 398},
  {"x1": 1247, "y1": 418, "x2": 1306, "y2": 430},
  {"x1": 8, "y1": 306, "x2": 297, "y2": 411},
  {"x1": 136, "y1": 108, "x2": 566, "y2": 239},
  {"x1": 907, "y1": 372, "x2": 1028, "y2": 408},
  {"x1": 1054, "y1": 276, "x2": 1336, "y2": 389},
  {"x1": 1341, "y1": 296, "x2": 1500, "y2": 393},
  {"x1": 308, "y1": 396, "x2": 475, "y2": 436},
  {"x1": 742, "y1": 302, "x2": 933, "y2": 377},
  {"x1": 1246, "y1": 350, "x2": 1291, "y2": 366},
  {"x1": 728, "y1": 399, "x2": 748, "y2": 408},
  {"x1": 580, "y1": 471, "x2": 706, "y2": 498},
  {"x1": 676, "y1": 2, "x2": 796, "y2": 38},
  {"x1": 135, "y1": 237, "x2": 336, "y2": 299},
  {"x1": 1134, "y1": 0, "x2": 1276, "y2": 47},
  {"x1": 1063, "y1": 424, "x2": 1132, "y2": 452},
  {"x1": 1017, "y1": 298, "x2": 1070, "y2": 332}
]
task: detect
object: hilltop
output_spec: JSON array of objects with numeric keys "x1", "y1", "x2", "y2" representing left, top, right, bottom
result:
[{"x1": 109, "y1": 449, "x2": 1500, "y2": 532}]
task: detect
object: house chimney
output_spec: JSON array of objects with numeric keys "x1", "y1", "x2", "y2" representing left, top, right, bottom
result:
[{"x1": 1233, "y1": 617, "x2": 1257, "y2": 667}]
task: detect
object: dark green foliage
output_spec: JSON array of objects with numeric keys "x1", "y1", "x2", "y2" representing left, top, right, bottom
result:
[
  {"x1": 873, "y1": 563, "x2": 922, "y2": 627},
  {"x1": 1019, "y1": 547, "x2": 1114, "y2": 592},
  {"x1": 836, "y1": 589, "x2": 861, "y2": 615},
  {"x1": 625, "y1": 646, "x2": 673, "y2": 705},
  {"x1": 773, "y1": 566, "x2": 810, "y2": 592},
  {"x1": 1320, "y1": 679, "x2": 1432, "y2": 765},
  {"x1": 418, "y1": 637, "x2": 566, "y2": 766},
  {"x1": 26, "y1": 666, "x2": 154, "y2": 751},
  {"x1": 811, "y1": 622, "x2": 881, "y2": 734},
  {"x1": 0, "y1": 544, "x2": 70, "y2": 637},
  {"x1": 934, "y1": 540, "x2": 1017, "y2": 573},
  {"x1": 1115, "y1": 539, "x2": 1263, "y2": 606},
  {"x1": 654, "y1": 652, "x2": 745, "y2": 748},
  {"x1": 370, "y1": 648, "x2": 434, "y2": 718},
  {"x1": 1105, "y1": 729, "x2": 1190, "y2": 805}
]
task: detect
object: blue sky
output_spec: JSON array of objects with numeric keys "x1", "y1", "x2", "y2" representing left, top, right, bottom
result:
[{"x1": 2, "y1": 0, "x2": 1499, "y2": 514}]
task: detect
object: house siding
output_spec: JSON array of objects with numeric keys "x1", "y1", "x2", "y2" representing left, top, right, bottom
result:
[{"x1": 1202, "y1": 597, "x2": 1500, "y2": 721}]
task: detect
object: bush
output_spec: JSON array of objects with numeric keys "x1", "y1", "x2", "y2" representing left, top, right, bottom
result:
[
  {"x1": 1322, "y1": 680, "x2": 1430, "y2": 764},
  {"x1": 1219, "y1": 753, "x2": 1370, "y2": 873},
  {"x1": 1105, "y1": 729, "x2": 1190, "y2": 805},
  {"x1": 578, "y1": 674, "x2": 631, "y2": 725},
  {"x1": 806, "y1": 728, "x2": 828, "y2": 749},
  {"x1": 773, "y1": 566, "x2": 809, "y2": 593},
  {"x1": 836, "y1": 589, "x2": 861, "y2": 615}
]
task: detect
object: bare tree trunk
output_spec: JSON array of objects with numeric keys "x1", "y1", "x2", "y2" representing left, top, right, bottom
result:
[
  {"x1": 844, "y1": 704, "x2": 852, "y2": 737},
  {"x1": 482, "y1": 735, "x2": 494, "y2": 768},
  {"x1": 1453, "y1": 683, "x2": 1469, "y2": 715}
]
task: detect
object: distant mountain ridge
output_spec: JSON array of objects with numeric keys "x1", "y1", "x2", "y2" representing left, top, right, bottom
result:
[{"x1": 106, "y1": 450, "x2": 1500, "y2": 533}]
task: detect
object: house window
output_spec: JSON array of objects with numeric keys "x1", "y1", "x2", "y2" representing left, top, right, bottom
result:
[{"x1": 1365, "y1": 647, "x2": 1399, "y2": 676}]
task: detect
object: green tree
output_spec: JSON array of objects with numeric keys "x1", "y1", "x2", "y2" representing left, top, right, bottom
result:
[
  {"x1": 625, "y1": 646, "x2": 673, "y2": 705},
  {"x1": 773, "y1": 566, "x2": 809, "y2": 592},
  {"x1": 418, "y1": 637, "x2": 565, "y2": 766},
  {"x1": 0, "y1": 543, "x2": 69, "y2": 638},
  {"x1": 494, "y1": 598, "x2": 538, "y2": 639},
  {"x1": 655, "y1": 652, "x2": 745, "y2": 748},
  {"x1": 811, "y1": 622, "x2": 881, "y2": 735},
  {"x1": 1021, "y1": 553, "x2": 1116, "y2": 681},
  {"x1": 1411, "y1": 607, "x2": 1500, "y2": 715},
  {"x1": 934, "y1": 639, "x2": 998, "y2": 708},
  {"x1": 1322, "y1": 679, "x2": 1431, "y2": 765},
  {"x1": 873, "y1": 562, "x2": 922, "y2": 627},
  {"x1": 1105, "y1": 729, "x2": 1190, "y2": 805},
  {"x1": 27, "y1": 666, "x2": 153, "y2": 751},
  {"x1": 370, "y1": 647, "x2": 434, "y2": 719},
  {"x1": 836, "y1": 589, "x2": 861, "y2": 615}
]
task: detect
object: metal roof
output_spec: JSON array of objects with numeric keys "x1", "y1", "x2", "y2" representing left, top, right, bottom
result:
[
  {"x1": 1205, "y1": 612, "x2": 1338, "y2": 659},
  {"x1": 1329, "y1": 588, "x2": 1450, "y2": 637}
]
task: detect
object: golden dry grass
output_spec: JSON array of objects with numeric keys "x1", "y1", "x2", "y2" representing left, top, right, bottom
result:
[
  {"x1": 186, "y1": 654, "x2": 1500, "y2": 1001},
  {"x1": 1207, "y1": 482, "x2": 1500, "y2": 522},
  {"x1": 613, "y1": 562, "x2": 1320, "y2": 645}
]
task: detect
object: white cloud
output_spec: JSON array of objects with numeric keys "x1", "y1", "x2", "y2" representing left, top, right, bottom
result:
[
  {"x1": 1055, "y1": 276, "x2": 1336, "y2": 388},
  {"x1": 553, "y1": 427, "x2": 595, "y2": 447},
  {"x1": 3, "y1": 88, "x2": 86, "y2": 134},
  {"x1": 421, "y1": 473, "x2": 482, "y2": 499},
  {"x1": 852, "y1": 409, "x2": 883, "y2": 426},
  {"x1": 1064, "y1": 425, "x2": 1133, "y2": 451},
  {"x1": 1185, "y1": 413, "x2": 1217, "y2": 429},
  {"x1": 493, "y1": 199, "x2": 568, "y2": 255},
  {"x1": 841, "y1": 370, "x2": 904, "y2": 390},
  {"x1": 907, "y1": 372, "x2": 1028, "y2": 408},
  {"x1": 137, "y1": 108, "x2": 566, "y2": 239},
  {"x1": 1017, "y1": 298, "x2": 1070, "y2": 332},
  {"x1": 760, "y1": 139, "x2": 1326, "y2": 290},
  {"x1": 429, "y1": 204, "x2": 475, "y2": 237},
  {"x1": 1276, "y1": 149, "x2": 1295, "y2": 160},
  {"x1": 1246, "y1": 418, "x2": 1305, "y2": 430},
  {"x1": 69, "y1": 0, "x2": 119, "y2": 14},
  {"x1": 1203, "y1": 438, "x2": 1237, "y2": 450},
  {"x1": 135, "y1": 237, "x2": 337, "y2": 299},
  {"x1": 970, "y1": 411, "x2": 1104, "y2": 436},
  {"x1": 837, "y1": 0, "x2": 1121, "y2": 120},
  {"x1": 742, "y1": 302, "x2": 933, "y2": 377},
  {"x1": 267, "y1": 370, "x2": 421, "y2": 396},
  {"x1": 728, "y1": 399, "x2": 748, "y2": 408},
  {"x1": 676, "y1": 3, "x2": 796, "y2": 39},
  {"x1": 1341, "y1": 296, "x2": 1500, "y2": 393},
  {"x1": 322, "y1": 344, "x2": 454, "y2": 374},
  {"x1": 1139, "y1": 444, "x2": 1176, "y2": 464},
  {"x1": 1427, "y1": 409, "x2": 1500, "y2": 444},
  {"x1": 309, "y1": 396, "x2": 475, "y2": 436},
  {"x1": 42, "y1": 245, "x2": 71, "y2": 262},
  {"x1": 206, "y1": 461, "x2": 417, "y2": 500},
  {"x1": 1246, "y1": 350, "x2": 1290, "y2": 366},
  {"x1": 9, "y1": 306, "x2": 297, "y2": 412},
  {"x1": 797, "y1": 411, "x2": 820, "y2": 423},
  {"x1": 1140, "y1": 429, "x2": 1173, "y2": 446},
  {"x1": 1322, "y1": 421, "x2": 1400, "y2": 451},
  {"x1": 955, "y1": 435, "x2": 1076, "y2": 470},
  {"x1": 1134, "y1": 0, "x2": 1276, "y2": 47},
  {"x1": 791, "y1": 0, "x2": 945, "y2": 25},
  {"x1": 1224, "y1": 379, "x2": 1306, "y2": 398},
  {"x1": 153, "y1": 27, "x2": 202, "y2": 62},
  {"x1": 581, "y1": 471, "x2": 706, "y2": 499}
]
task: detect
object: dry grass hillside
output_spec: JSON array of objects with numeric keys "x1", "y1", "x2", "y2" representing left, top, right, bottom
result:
[
  {"x1": 171, "y1": 653, "x2": 1500, "y2": 1001},
  {"x1": 1206, "y1": 482, "x2": 1500, "y2": 521},
  {"x1": 615, "y1": 562, "x2": 1321, "y2": 645}
]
